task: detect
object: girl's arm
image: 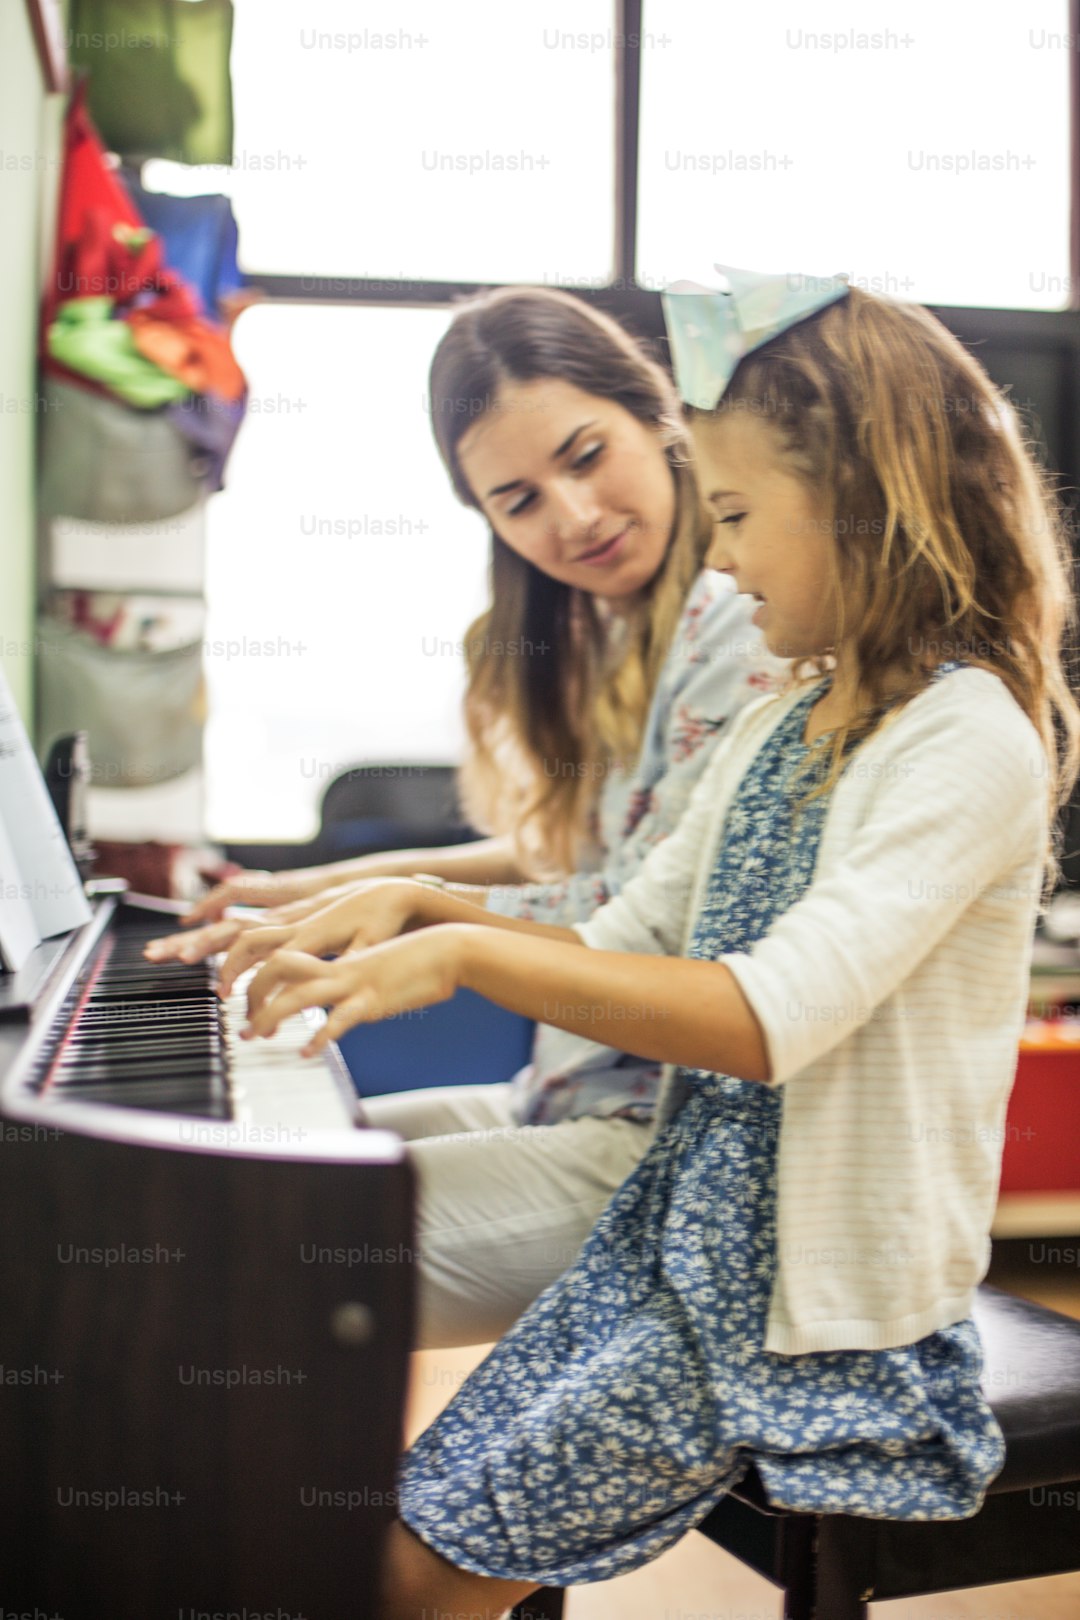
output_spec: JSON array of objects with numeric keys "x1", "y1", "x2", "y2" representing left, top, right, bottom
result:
[
  {"x1": 590, "y1": 683, "x2": 1047, "y2": 1090},
  {"x1": 238, "y1": 680, "x2": 1045, "y2": 1089},
  {"x1": 241, "y1": 923, "x2": 771, "y2": 1082},
  {"x1": 457, "y1": 925, "x2": 770, "y2": 1080}
]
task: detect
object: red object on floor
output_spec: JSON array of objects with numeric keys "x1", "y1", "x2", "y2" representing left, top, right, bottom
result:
[{"x1": 999, "y1": 1024, "x2": 1080, "y2": 1194}]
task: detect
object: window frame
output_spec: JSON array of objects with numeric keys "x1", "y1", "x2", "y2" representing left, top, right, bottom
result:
[
  {"x1": 219, "y1": 0, "x2": 1080, "y2": 866},
  {"x1": 234, "y1": 0, "x2": 1080, "y2": 481}
]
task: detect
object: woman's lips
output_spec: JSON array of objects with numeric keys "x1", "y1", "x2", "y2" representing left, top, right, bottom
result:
[{"x1": 576, "y1": 526, "x2": 630, "y2": 565}]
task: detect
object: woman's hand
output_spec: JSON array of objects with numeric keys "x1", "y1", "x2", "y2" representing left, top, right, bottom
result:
[
  {"x1": 182, "y1": 866, "x2": 337, "y2": 925},
  {"x1": 240, "y1": 927, "x2": 467, "y2": 1056},
  {"x1": 142, "y1": 883, "x2": 366, "y2": 966},
  {"x1": 214, "y1": 878, "x2": 428, "y2": 997}
]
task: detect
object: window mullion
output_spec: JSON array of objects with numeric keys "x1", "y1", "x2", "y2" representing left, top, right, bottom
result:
[{"x1": 614, "y1": 0, "x2": 644, "y2": 285}]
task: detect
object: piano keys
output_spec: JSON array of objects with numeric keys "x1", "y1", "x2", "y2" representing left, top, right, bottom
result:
[{"x1": 1, "y1": 892, "x2": 366, "y2": 1141}]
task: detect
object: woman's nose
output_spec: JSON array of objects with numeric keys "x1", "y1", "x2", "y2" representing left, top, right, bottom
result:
[{"x1": 548, "y1": 480, "x2": 603, "y2": 544}]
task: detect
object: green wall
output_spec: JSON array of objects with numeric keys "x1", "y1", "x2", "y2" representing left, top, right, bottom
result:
[{"x1": 0, "y1": 1, "x2": 66, "y2": 724}]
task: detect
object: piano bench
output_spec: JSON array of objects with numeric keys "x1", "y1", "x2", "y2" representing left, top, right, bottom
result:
[{"x1": 511, "y1": 1285, "x2": 1080, "y2": 1620}]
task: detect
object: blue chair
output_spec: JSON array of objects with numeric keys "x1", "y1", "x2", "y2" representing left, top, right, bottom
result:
[
  {"x1": 338, "y1": 990, "x2": 535, "y2": 1096},
  {"x1": 312, "y1": 764, "x2": 537, "y2": 1095}
]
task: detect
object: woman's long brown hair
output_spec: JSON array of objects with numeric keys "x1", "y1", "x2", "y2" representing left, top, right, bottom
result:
[
  {"x1": 429, "y1": 286, "x2": 711, "y2": 877},
  {"x1": 711, "y1": 286, "x2": 1080, "y2": 883}
]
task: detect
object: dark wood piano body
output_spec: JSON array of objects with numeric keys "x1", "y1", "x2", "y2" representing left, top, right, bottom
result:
[{"x1": 0, "y1": 897, "x2": 414, "y2": 1618}]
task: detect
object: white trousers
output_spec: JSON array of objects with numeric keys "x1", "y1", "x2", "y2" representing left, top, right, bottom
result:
[{"x1": 361, "y1": 1083, "x2": 652, "y2": 1349}]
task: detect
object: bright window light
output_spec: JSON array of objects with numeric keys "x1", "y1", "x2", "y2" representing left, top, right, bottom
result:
[
  {"x1": 202, "y1": 304, "x2": 491, "y2": 841},
  {"x1": 638, "y1": 1, "x2": 1071, "y2": 310},
  {"x1": 146, "y1": 0, "x2": 616, "y2": 287}
]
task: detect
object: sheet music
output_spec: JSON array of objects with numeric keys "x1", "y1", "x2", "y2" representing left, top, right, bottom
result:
[
  {"x1": 0, "y1": 807, "x2": 40, "y2": 972},
  {"x1": 0, "y1": 664, "x2": 90, "y2": 969}
]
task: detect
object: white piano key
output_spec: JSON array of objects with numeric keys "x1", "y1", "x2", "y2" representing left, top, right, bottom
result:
[{"x1": 220, "y1": 973, "x2": 363, "y2": 1131}]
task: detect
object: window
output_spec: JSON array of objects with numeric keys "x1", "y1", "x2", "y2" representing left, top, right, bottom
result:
[
  {"x1": 141, "y1": 0, "x2": 621, "y2": 839},
  {"x1": 202, "y1": 304, "x2": 490, "y2": 840},
  {"x1": 638, "y1": 0, "x2": 1071, "y2": 310},
  {"x1": 154, "y1": 0, "x2": 616, "y2": 287},
  {"x1": 133, "y1": 0, "x2": 1079, "y2": 842}
]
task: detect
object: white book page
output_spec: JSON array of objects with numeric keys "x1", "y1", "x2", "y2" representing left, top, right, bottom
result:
[
  {"x1": 0, "y1": 807, "x2": 41, "y2": 972},
  {"x1": 0, "y1": 666, "x2": 91, "y2": 942}
]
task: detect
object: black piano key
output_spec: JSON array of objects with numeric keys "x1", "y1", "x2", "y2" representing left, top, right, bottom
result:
[
  {"x1": 53, "y1": 1058, "x2": 222, "y2": 1083},
  {"x1": 64, "y1": 1031, "x2": 219, "y2": 1049},
  {"x1": 34, "y1": 923, "x2": 235, "y2": 1120},
  {"x1": 55, "y1": 1083, "x2": 231, "y2": 1117},
  {"x1": 61, "y1": 1031, "x2": 219, "y2": 1056}
]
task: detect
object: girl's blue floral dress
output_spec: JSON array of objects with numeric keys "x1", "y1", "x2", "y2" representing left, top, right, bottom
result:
[{"x1": 396, "y1": 672, "x2": 1006, "y2": 1586}]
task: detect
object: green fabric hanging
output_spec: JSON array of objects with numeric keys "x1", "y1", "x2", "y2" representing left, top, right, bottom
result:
[
  {"x1": 48, "y1": 299, "x2": 191, "y2": 409},
  {"x1": 68, "y1": 0, "x2": 234, "y2": 166}
]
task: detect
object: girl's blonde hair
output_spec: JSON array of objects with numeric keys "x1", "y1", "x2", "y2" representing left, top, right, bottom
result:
[
  {"x1": 429, "y1": 286, "x2": 711, "y2": 877},
  {"x1": 712, "y1": 286, "x2": 1080, "y2": 882}
]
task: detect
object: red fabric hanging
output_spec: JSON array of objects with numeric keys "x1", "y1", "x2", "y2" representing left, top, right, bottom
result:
[
  {"x1": 43, "y1": 79, "x2": 164, "y2": 345},
  {"x1": 43, "y1": 79, "x2": 247, "y2": 407}
]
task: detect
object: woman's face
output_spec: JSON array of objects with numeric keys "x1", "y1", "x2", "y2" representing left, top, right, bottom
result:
[{"x1": 456, "y1": 378, "x2": 677, "y2": 599}]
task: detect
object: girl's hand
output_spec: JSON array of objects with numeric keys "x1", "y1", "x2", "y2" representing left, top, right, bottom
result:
[
  {"x1": 142, "y1": 883, "x2": 364, "y2": 966},
  {"x1": 240, "y1": 928, "x2": 466, "y2": 1056},
  {"x1": 214, "y1": 878, "x2": 426, "y2": 998}
]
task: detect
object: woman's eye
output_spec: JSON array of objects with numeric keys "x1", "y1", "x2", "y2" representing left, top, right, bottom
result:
[
  {"x1": 718, "y1": 512, "x2": 746, "y2": 527},
  {"x1": 573, "y1": 443, "x2": 604, "y2": 471},
  {"x1": 504, "y1": 443, "x2": 602, "y2": 516}
]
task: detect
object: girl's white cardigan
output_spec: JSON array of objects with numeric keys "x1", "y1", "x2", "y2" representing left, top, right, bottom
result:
[{"x1": 576, "y1": 668, "x2": 1048, "y2": 1354}]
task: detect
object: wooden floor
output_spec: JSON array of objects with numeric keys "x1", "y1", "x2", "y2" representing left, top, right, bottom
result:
[{"x1": 404, "y1": 1239, "x2": 1080, "y2": 1619}]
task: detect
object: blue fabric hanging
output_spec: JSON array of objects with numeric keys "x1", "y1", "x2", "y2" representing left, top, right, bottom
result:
[{"x1": 122, "y1": 178, "x2": 246, "y2": 318}]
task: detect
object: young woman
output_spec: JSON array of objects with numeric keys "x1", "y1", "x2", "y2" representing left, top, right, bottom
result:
[
  {"x1": 215, "y1": 277, "x2": 1078, "y2": 1620},
  {"x1": 148, "y1": 285, "x2": 782, "y2": 1346}
]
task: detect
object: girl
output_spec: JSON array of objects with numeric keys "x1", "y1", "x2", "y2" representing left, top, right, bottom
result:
[
  {"x1": 147, "y1": 285, "x2": 783, "y2": 1346},
  {"x1": 225, "y1": 275, "x2": 1079, "y2": 1620}
]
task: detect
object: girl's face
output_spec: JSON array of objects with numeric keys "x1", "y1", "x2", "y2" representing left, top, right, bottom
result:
[
  {"x1": 691, "y1": 410, "x2": 839, "y2": 661},
  {"x1": 456, "y1": 378, "x2": 676, "y2": 599}
]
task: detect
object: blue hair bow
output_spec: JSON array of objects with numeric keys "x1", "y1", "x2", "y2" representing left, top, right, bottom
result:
[{"x1": 662, "y1": 264, "x2": 849, "y2": 410}]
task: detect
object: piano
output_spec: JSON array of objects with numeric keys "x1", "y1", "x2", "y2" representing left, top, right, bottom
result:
[
  {"x1": 0, "y1": 888, "x2": 365, "y2": 1136},
  {"x1": 0, "y1": 890, "x2": 415, "y2": 1618}
]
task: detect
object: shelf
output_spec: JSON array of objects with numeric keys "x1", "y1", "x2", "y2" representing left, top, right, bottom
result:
[{"x1": 992, "y1": 1192, "x2": 1080, "y2": 1238}]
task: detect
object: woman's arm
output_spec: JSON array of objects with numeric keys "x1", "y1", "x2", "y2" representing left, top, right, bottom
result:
[
  {"x1": 183, "y1": 835, "x2": 524, "y2": 924},
  {"x1": 146, "y1": 857, "x2": 541, "y2": 974},
  {"x1": 210, "y1": 688, "x2": 738, "y2": 989},
  {"x1": 484, "y1": 587, "x2": 782, "y2": 930},
  {"x1": 314, "y1": 835, "x2": 526, "y2": 888},
  {"x1": 211, "y1": 879, "x2": 584, "y2": 995}
]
